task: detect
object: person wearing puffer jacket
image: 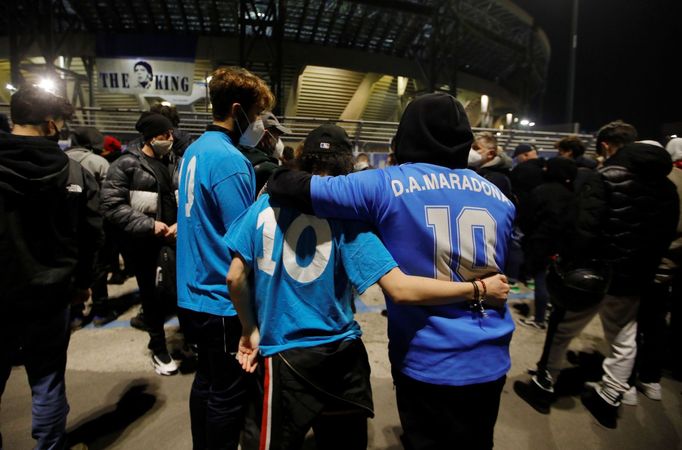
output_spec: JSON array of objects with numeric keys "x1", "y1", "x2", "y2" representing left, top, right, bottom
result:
[
  {"x1": 101, "y1": 112, "x2": 180, "y2": 376},
  {"x1": 515, "y1": 121, "x2": 678, "y2": 429}
]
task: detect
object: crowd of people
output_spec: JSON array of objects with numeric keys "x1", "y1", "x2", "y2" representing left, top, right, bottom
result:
[{"x1": 1, "y1": 66, "x2": 680, "y2": 449}]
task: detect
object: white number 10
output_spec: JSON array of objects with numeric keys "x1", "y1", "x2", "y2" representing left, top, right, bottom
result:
[
  {"x1": 426, "y1": 206, "x2": 499, "y2": 281},
  {"x1": 256, "y1": 207, "x2": 332, "y2": 283}
]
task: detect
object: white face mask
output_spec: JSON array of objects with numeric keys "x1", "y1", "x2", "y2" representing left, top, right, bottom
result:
[
  {"x1": 273, "y1": 139, "x2": 285, "y2": 159},
  {"x1": 467, "y1": 148, "x2": 483, "y2": 167},
  {"x1": 237, "y1": 108, "x2": 265, "y2": 148},
  {"x1": 151, "y1": 139, "x2": 173, "y2": 157}
]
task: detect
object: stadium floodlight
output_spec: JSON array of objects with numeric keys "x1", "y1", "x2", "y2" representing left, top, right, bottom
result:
[
  {"x1": 529, "y1": 122, "x2": 536, "y2": 127},
  {"x1": 37, "y1": 78, "x2": 56, "y2": 93},
  {"x1": 520, "y1": 119, "x2": 529, "y2": 126}
]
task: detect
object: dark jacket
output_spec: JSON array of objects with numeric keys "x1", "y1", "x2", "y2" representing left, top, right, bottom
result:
[
  {"x1": 238, "y1": 144, "x2": 280, "y2": 194},
  {"x1": 100, "y1": 142, "x2": 178, "y2": 237},
  {"x1": 520, "y1": 158, "x2": 578, "y2": 271},
  {"x1": 599, "y1": 143, "x2": 679, "y2": 295},
  {"x1": 510, "y1": 158, "x2": 545, "y2": 219},
  {"x1": 0, "y1": 131, "x2": 103, "y2": 311}
]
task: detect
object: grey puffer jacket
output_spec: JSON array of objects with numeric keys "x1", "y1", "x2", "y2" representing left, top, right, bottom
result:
[{"x1": 100, "y1": 142, "x2": 178, "y2": 237}]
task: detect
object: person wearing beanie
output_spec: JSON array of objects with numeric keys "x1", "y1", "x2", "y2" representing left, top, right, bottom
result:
[
  {"x1": 101, "y1": 135, "x2": 123, "y2": 162},
  {"x1": 512, "y1": 143, "x2": 538, "y2": 163},
  {"x1": 268, "y1": 92, "x2": 515, "y2": 449},
  {"x1": 100, "y1": 112, "x2": 179, "y2": 375},
  {"x1": 225, "y1": 124, "x2": 509, "y2": 449}
]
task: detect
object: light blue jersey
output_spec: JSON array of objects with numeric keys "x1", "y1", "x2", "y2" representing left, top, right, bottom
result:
[
  {"x1": 225, "y1": 194, "x2": 397, "y2": 357},
  {"x1": 176, "y1": 129, "x2": 255, "y2": 316},
  {"x1": 310, "y1": 163, "x2": 516, "y2": 386}
]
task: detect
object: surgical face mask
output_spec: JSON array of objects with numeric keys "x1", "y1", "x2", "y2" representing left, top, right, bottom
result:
[
  {"x1": 236, "y1": 107, "x2": 266, "y2": 148},
  {"x1": 151, "y1": 139, "x2": 173, "y2": 157},
  {"x1": 273, "y1": 139, "x2": 285, "y2": 159},
  {"x1": 467, "y1": 148, "x2": 483, "y2": 167}
]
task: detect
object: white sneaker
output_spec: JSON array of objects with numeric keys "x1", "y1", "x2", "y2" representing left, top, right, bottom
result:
[
  {"x1": 152, "y1": 351, "x2": 179, "y2": 376},
  {"x1": 621, "y1": 386, "x2": 638, "y2": 406},
  {"x1": 637, "y1": 381, "x2": 662, "y2": 401}
]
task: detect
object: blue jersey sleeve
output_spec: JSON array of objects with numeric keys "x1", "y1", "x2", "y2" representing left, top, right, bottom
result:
[
  {"x1": 310, "y1": 169, "x2": 387, "y2": 223},
  {"x1": 213, "y1": 170, "x2": 255, "y2": 234},
  {"x1": 225, "y1": 202, "x2": 259, "y2": 268},
  {"x1": 339, "y1": 221, "x2": 397, "y2": 294}
]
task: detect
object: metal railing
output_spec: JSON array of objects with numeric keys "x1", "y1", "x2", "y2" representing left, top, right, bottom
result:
[{"x1": 0, "y1": 104, "x2": 596, "y2": 152}]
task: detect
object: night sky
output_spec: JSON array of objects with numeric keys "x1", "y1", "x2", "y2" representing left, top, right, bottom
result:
[{"x1": 512, "y1": 0, "x2": 681, "y2": 140}]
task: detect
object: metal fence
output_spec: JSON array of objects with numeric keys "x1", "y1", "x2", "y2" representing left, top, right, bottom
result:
[{"x1": 0, "y1": 104, "x2": 596, "y2": 153}]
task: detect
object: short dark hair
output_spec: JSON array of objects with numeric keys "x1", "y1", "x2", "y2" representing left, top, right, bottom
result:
[
  {"x1": 209, "y1": 67, "x2": 275, "y2": 121},
  {"x1": 298, "y1": 151, "x2": 353, "y2": 176},
  {"x1": 150, "y1": 103, "x2": 180, "y2": 127},
  {"x1": 555, "y1": 135, "x2": 586, "y2": 158},
  {"x1": 596, "y1": 120, "x2": 637, "y2": 152},
  {"x1": 134, "y1": 61, "x2": 153, "y2": 76},
  {"x1": 10, "y1": 86, "x2": 74, "y2": 125}
]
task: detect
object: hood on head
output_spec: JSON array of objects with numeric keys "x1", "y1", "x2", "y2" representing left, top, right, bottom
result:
[
  {"x1": 394, "y1": 92, "x2": 474, "y2": 169},
  {"x1": 544, "y1": 157, "x2": 577, "y2": 185},
  {"x1": 0, "y1": 131, "x2": 70, "y2": 196},
  {"x1": 610, "y1": 142, "x2": 672, "y2": 178}
]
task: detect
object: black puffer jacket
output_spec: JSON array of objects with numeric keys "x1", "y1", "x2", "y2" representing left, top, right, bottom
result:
[
  {"x1": 600, "y1": 143, "x2": 679, "y2": 295},
  {"x1": 0, "y1": 131, "x2": 103, "y2": 311},
  {"x1": 100, "y1": 142, "x2": 178, "y2": 237}
]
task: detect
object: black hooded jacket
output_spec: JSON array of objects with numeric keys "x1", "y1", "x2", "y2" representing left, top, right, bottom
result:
[
  {"x1": 599, "y1": 143, "x2": 679, "y2": 295},
  {"x1": 520, "y1": 157, "x2": 578, "y2": 271},
  {"x1": 0, "y1": 131, "x2": 103, "y2": 312}
]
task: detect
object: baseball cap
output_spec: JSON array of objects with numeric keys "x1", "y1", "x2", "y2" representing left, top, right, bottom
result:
[
  {"x1": 261, "y1": 112, "x2": 291, "y2": 135},
  {"x1": 303, "y1": 124, "x2": 352, "y2": 155}
]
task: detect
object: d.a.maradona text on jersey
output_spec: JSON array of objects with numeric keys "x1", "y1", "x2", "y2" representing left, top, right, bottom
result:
[{"x1": 390, "y1": 171, "x2": 513, "y2": 205}]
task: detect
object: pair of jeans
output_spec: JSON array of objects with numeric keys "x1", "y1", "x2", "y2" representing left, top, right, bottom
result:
[
  {"x1": 179, "y1": 309, "x2": 247, "y2": 450},
  {"x1": 1, "y1": 306, "x2": 71, "y2": 450}
]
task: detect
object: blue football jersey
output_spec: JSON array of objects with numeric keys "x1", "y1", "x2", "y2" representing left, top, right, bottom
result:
[
  {"x1": 176, "y1": 130, "x2": 255, "y2": 316},
  {"x1": 310, "y1": 163, "x2": 516, "y2": 385},
  {"x1": 225, "y1": 194, "x2": 397, "y2": 357}
]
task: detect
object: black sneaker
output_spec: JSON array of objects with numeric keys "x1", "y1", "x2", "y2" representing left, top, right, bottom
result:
[
  {"x1": 514, "y1": 377, "x2": 554, "y2": 414},
  {"x1": 581, "y1": 386, "x2": 618, "y2": 429},
  {"x1": 92, "y1": 310, "x2": 119, "y2": 327},
  {"x1": 130, "y1": 313, "x2": 152, "y2": 332}
]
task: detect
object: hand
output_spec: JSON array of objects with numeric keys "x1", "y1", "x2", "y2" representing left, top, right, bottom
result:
[
  {"x1": 154, "y1": 221, "x2": 169, "y2": 237},
  {"x1": 481, "y1": 274, "x2": 510, "y2": 309},
  {"x1": 237, "y1": 327, "x2": 260, "y2": 373},
  {"x1": 71, "y1": 288, "x2": 91, "y2": 305},
  {"x1": 164, "y1": 223, "x2": 178, "y2": 241}
]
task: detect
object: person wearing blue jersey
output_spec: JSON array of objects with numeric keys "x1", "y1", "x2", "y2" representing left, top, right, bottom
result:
[
  {"x1": 226, "y1": 124, "x2": 510, "y2": 450},
  {"x1": 176, "y1": 67, "x2": 275, "y2": 450},
  {"x1": 267, "y1": 93, "x2": 516, "y2": 449}
]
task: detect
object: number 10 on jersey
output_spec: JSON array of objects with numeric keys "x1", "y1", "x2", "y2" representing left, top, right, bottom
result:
[{"x1": 425, "y1": 206, "x2": 499, "y2": 281}]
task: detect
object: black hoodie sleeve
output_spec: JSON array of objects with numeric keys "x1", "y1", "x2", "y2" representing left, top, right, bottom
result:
[
  {"x1": 267, "y1": 168, "x2": 314, "y2": 214},
  {"x1": 74, "y1": 164, "x2": 104, "y2": 289}
]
